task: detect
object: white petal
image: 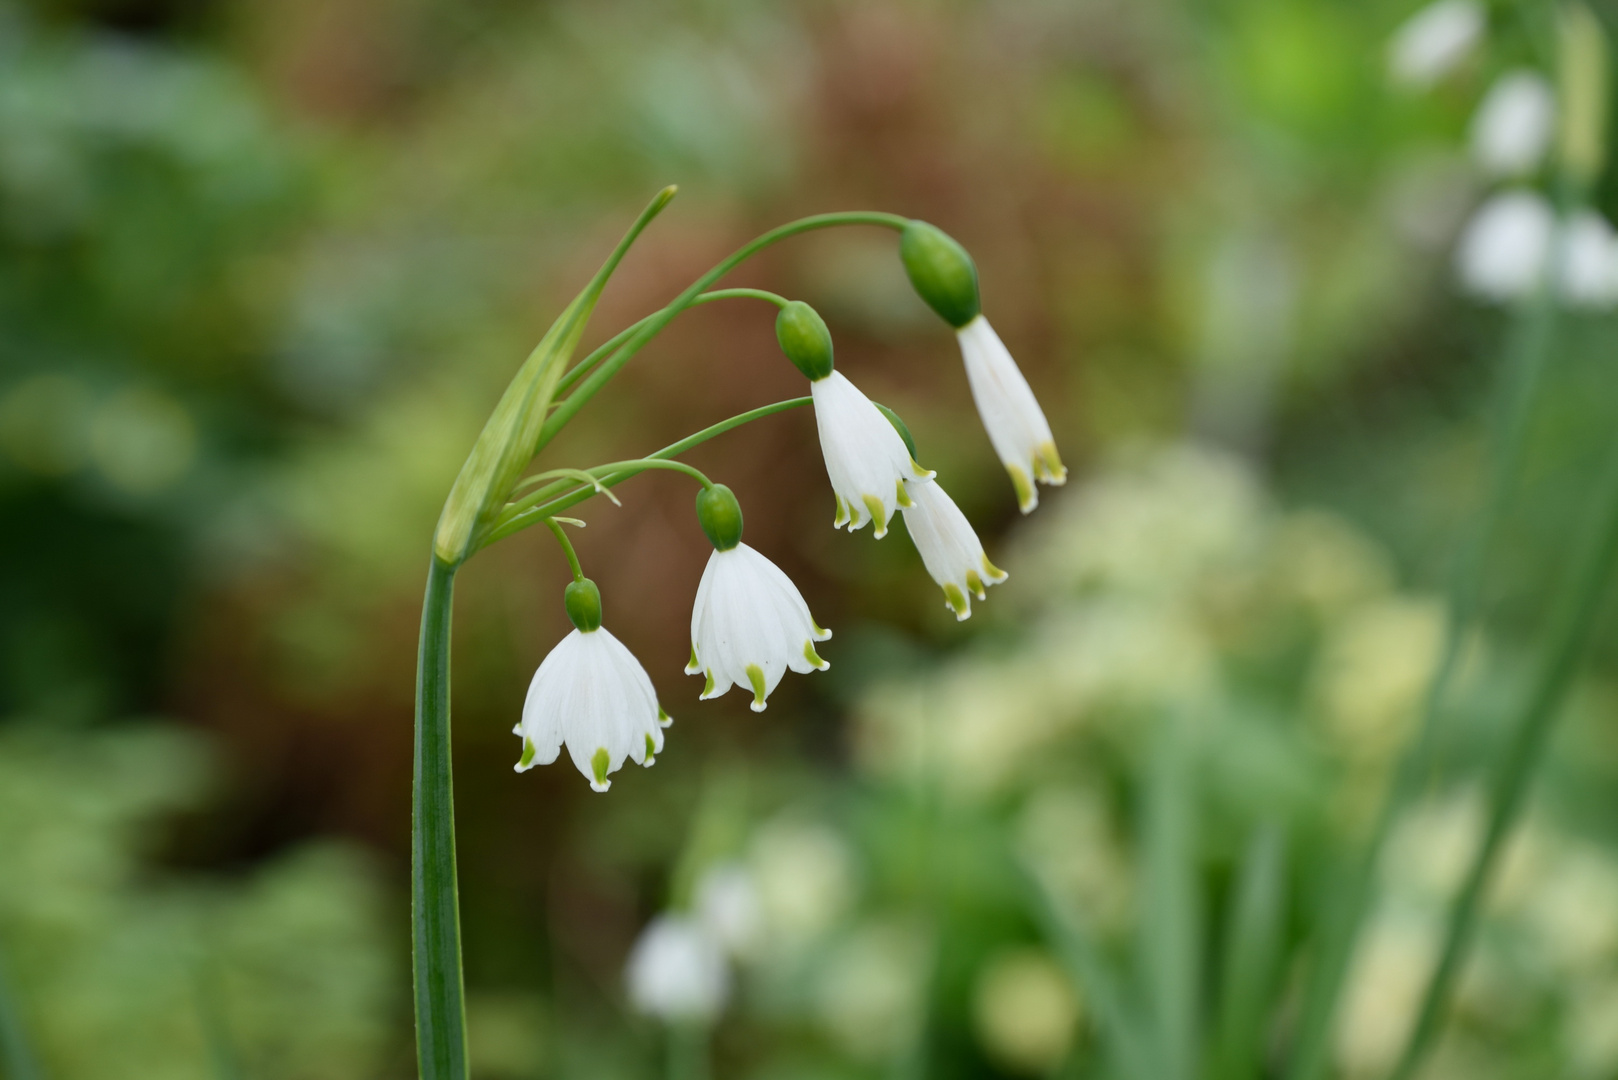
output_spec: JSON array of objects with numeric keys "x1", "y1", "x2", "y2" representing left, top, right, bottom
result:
[
  {"x1": 811, "y1": 371, "x2": 931, "y2": 537},
  {"x1": 1558, "y1": 211, "x2": 1618, "y2": 308},
  {"x1": 517, "y1": 626, "x2": 665, "y2": 791},
  {"x1": 956, "y1": 316, "x2": 1066, "y2": 513},
  {"x1": 900, "y1": 477, "x2": 1007, "y2": 620},
  {"x1": 625, "y1": 915, "x2": 729, "y2": 1022},
  {"x1": 1470, "y1": 71, "x2": 1555, "y2": 178},
  {"x1": 689, "y1": 544, "x2": 830, "y2": 711},
  {"x1": 1388, "y1": 0, "x2": 1484, "y2": 90}
]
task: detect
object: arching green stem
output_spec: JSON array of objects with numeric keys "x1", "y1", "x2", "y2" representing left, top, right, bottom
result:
[
  {"x1": 482, "y1": 397, "x2": 811, "y2": 547},
  {"x1": 535, "y1": 212, "x2": 905, "y2": 457},
  {"x1": 544, "y1": 518, "x2": 585, "y2": 582}
]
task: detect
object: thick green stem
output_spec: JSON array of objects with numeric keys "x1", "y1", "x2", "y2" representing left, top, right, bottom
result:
[
  {"x1": 1389, "y1": 437, "x2": 1618, "y2": 1078},
  {"x1": 483, "y1": 397, "x2": 811, "y2": 546},
  {"x1": 413, "y1": 557, "x2": 466, "y2": 1080},
  {"x1": 1285, "y1": 231, "x2": 1564, "y2": 1080}
]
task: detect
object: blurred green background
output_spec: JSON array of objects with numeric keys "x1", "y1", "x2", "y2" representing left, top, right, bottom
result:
[{"x1": 5, "y1": 0, "x2": 1618, "y2": 1077}]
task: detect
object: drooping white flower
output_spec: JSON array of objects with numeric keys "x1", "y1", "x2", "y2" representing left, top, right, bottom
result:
[
  {"x1": 625, "y1": 915, "x2": 729, "y2": 1023},
  {"x1": 1388, "y1": 0, "x2": 1485, "y2": 90},
  {"x1": 514, "y1": 625, "x2": 670, "y2": 792},
  {"x1": 1558, "y1": 210, "x2": 1618, "y2": 308},
  {"x1": 1471, "y1": 70, "x2": 1556, "y2": 177},
  {"x1": 811, "y1": 370, "x2": 933, "y2": 537},
  {"x1": 1455, "y1": 189, "x2": 1554, "y2": 301},
  {"x1": 900, "y1": 476, "x2": 1007, "y2": 621},
  {"x1": 687, "y1": 542, "x2": 831, "y2": 711},
  {"x1": 956, "y1": 316, "x2": 1066, "y2": 513}
]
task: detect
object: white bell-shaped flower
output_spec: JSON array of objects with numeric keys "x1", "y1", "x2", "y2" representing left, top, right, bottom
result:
[
  {"x1": 1388, "y1": 0, "x2": 1485, "y2": 90},
  {"x1": 956, "y1": 316, "x2": 1066, "y2": 513},
  {"x1": 811, "y1": 370, "x2": 933, "y2": 537},
  {"x1": 515, "y1": 579, "x2": 670, "y2": 792},
  {"x1": 687, "y1": 542, "x2": 832, "y2": 711},
  {"x1": 1455, "y1": 189, "x2": 1553, "y2": 302},
  {"x1": 1558, "y1": 210, "x2": 1618, "y2": 309},
  {"x1": 901, "y1": 476, "x2": 1008, "y2": 621},
  {"x1": 1470, "y1": 70, "x2": 1556, "y2": 177},
  {"x1": 625, "y1": 915, "x2": 730, "y2": 1023}
]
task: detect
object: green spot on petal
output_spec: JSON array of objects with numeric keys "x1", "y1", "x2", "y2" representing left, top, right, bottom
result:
[
  {"x1": 804, "y1": 639, "x2": 829, "y2": 670},
  {"x1": 686, "y1": 642, "x2": 699, "y2": 673},
  {"x1": 966, "y1": 569, "x2": 986, "y2": 600},
  {"x1": 517, "y1": 738, "x2": 536, "y2": 769},
  {"x1": 862, "y1": 494, "x2": 888, "y2": 537},
  {"x1": 834, "y1": 495, "x2": 850, "y2": 527},
  {"x1": 896, "y1": 479, "x2": 914, "y2": 508},
  {"x1": 746, "y1": 664, "x2": 767, "y2": 711},
  {"x1": 1035, "y1": 440, "x2": 1067, "y2": 484},
  {"x1": 658, "y1": 706, "x2": 671, "y2": 727},
  {"x1": 982, "y1": 553, "x2": 1008, "y2": 582},
  {"x1": 590, "y1": 747, "x2": 611, "y2": 790},
  {"x1": 643, "y1": 733, "x2": 657, "y2": 765},
  {"x1": 1008, "y1": 464, "x2": 1036, "y2": 513},
  {"x1": 812, "y1": 620, "x2": 832, "y2": 640},
  {"x1": 943, "y1": 582, "x2": 970, "y2": 619},
  {"x1": 703, "y1": 670, "x2": 715, "y2": 696}
]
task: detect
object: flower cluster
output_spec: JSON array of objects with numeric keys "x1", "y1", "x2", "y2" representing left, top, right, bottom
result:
[
  {"x1": 1389, "y1": 1, "x2": 1617, "y2": 306},
  {"x1": 514, "y1": 221, "x2": 1065, "y2": 790}
]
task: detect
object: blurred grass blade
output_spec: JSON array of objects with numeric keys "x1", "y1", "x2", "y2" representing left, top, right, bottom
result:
[
  {"x1": 193, "y1": 959, "x2": 244, "y2": 1080},
  {"x1": 433, "y1": 186, "x2": 676, "y2": 564},
  {"x1": 0, "y1": 947, "x2": 43, "y2": 1080},
  {"x1": 1211, "y1": 823, "x2": 1286, "y2": 1080},
  {"x1": 1389, "y1": 435, "x2": 1618, "y2": 1080},
  {"x1": 1139, "y1": 717, "x2": 1199, "y2": 1080},
  {"x1": 1022, "y1": 867, "x2": 1153, "y2": 1080}
]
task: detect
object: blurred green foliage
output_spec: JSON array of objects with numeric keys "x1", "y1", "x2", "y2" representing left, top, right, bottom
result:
[{"x1": 5, "y1": 0, "x2": 1618, "y2": 1076}]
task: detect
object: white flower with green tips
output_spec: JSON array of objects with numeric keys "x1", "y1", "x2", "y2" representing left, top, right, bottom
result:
[
  {"x1": 514, "y1": 579, "x2": 670, "y2": 792},
  {"x1": 687, "y1": 542, "x2": 832, "y2": 711},
  {"x1": 955, "y1": 316, "x2": 1066, "y2": 513},
  {"x1": 687, "y1": 483, "x2": 832, "y2": 711},
  {"x1": 811, "y1": 371, "x2": 933, "y2": 537},
  {"x1": 773, "y1": 299, "x2": 932, "y2": 538},
  {"x1": 900, "y1": 220, "x2": 1064, "y2": 514},
  {"x1": 901, "y1": 476, "x2": 1007, "y2": 620}
]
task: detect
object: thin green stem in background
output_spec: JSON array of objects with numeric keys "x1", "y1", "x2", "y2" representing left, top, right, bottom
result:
[
  {"x1": 413, "y1": 558, "x2": 466, "y2": 1080},
  {"x1": 1211, "y1": 823, "x2": 1287, "y2": 1080},
  {"x1": 1284, "y1": 240, "x2": 1565, "y2": 1080},
  {"x1": 0, "y1": 944, "x2": 43, "y2": 1080},
  {"x1": 1390, "y1": 434, "x2": 1618, "y2": 1079},
  {"x1": 667, "y1": 1023, "x2": 711, "y2": 1080},
  {"x1": 544, "y1": 518, "x2": 585, "y2": 581},
  {"x1": 1140, "y1": 717, "x2": 1199, "y2": 1080}
]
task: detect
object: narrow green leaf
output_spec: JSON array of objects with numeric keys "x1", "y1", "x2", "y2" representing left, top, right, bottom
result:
[
  {"x1": 433, "y1": 187, "x2": 676, "y2": 564},
  {"x1": 1211, "y1": 823, "x2": 1287, "y2": 1080},
  {"x1": 1139, "y1": 717, "x2": 1199, "y2": 1080}
]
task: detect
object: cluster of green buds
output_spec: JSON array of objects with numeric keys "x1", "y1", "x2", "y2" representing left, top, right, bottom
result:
[{"x1": 433, "y1": 190, "x2": 1064, "y2": 792}]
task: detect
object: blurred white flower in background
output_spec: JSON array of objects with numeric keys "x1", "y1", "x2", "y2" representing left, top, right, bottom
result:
[
  {"x1": 1566, "y1": 978, "x2": 1618, "y2": 1077},
  {"x1": 1335, "y1": 909, "x2": 1439, "y2": 1077},
  {"x1": 972, "y1": 948, "x2": 1082, "y2": 1075},
  {"x1": 1557, "y1": 211, "x2": 1618, "y2": 307},
  {"x1": 1455, "y1": 189, "x2": 1554, "y2": 301},
  {"x1": 1388, "y1": 0, "x2": 1485, "y2": 89},
  {"x1": 624, "y1": 915, "x2": 730, "y2": 1023},
  {"x1": 1016, "y1": 786, "x2": 1135, "y2": 935},
  {"x1": 1383, "y1": 790, "x2": 1484, "y2": 899},
  {"x1": 694, "y1": 861, "x2": 763, "y2": 958},
  {"x1": 748, "y1": 816, "x2": 857, "y2": 945},
  {"x1": 813, "y1": 920, "x2": 929, "y2": 1063},
  {"x1": 1313, "y1": 596, "x2": 1446, "y2": 764},
  {"x1": 1470, "y1": 71, "x2": 1556, "y2": 177},
  {"x1": 1523, "y1": 844, "x2": 1618, "y2": 973}
]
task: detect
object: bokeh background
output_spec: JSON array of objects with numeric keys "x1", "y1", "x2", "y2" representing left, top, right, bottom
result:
[{"x1": 7, "y1": 0, "x2": 1618, "y2": 1077}]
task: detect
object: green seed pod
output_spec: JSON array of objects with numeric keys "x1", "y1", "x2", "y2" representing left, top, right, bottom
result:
[
  {"x1": 775, "y1": 301, "x2": 835, "y2": 381},
  {"x1": 695, "y1": 484, "x2": 744, "y2": 551},
  {"x1": 564, "y1": 577, "x2": 603, "y2": 632},
  {"x1": 900, "y1": 220, "x2": 981, "y2": 328}
]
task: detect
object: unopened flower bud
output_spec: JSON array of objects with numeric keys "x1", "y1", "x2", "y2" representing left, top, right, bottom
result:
[
  {"x1": 564, "y1": 577, "x2": 603, "y2": 632},
  {"x1": 776, "y1": 301, "x2": 835, "y2": 381},
  {"x1": 900, "y1": 221, "x2": 981, "y2": 328},
  {"x1": 695, "y1": 484, "x2": 744, "y2": 551}
]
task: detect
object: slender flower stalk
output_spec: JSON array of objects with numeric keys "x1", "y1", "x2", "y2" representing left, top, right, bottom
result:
[{"x1": 412, "y1": 190, "x2": 1045, "y2": 1079}]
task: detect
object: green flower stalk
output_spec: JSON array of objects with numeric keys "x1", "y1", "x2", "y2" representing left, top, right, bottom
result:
[{"x1": 410, "y1": 190, "x2": 1057, "y2": 1079}]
